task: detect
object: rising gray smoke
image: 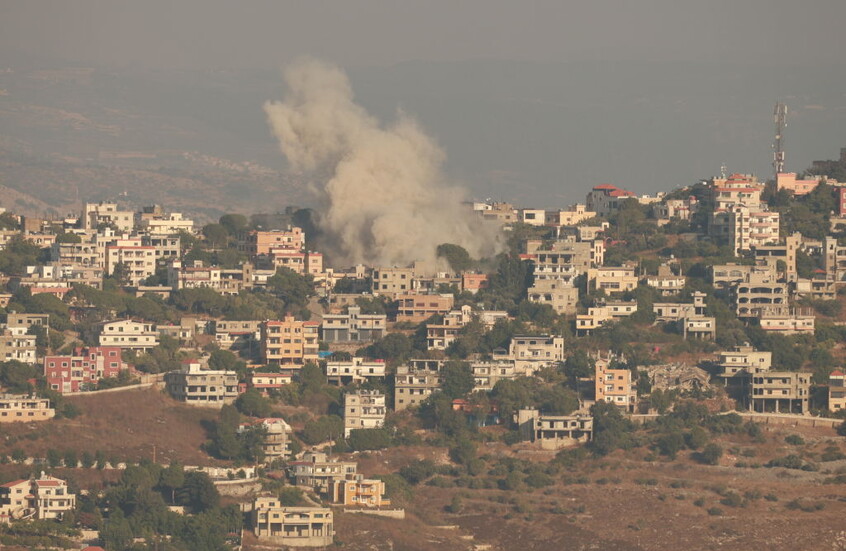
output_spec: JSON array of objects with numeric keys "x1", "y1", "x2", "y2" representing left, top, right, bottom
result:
[{"x1": 263, "y1": 58, "x2": 501, "y2": 273}]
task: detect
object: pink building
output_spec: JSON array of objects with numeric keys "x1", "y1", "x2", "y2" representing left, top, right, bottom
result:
[{"x1": 43, "y1": 346, "x2": 127, "y2": 393}]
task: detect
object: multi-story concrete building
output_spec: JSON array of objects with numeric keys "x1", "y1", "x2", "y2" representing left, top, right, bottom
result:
[
  {"x1": 43, "y1": 346, "x2": 127, "y2": 393},
  {"x1": 83, "y1": 202, "x2": 133, "y2": 232},
  {"x1": 239, "y1": 228, "x2": 305, "y2": 256},
  {"x1": 829, "y1": 370, "x2": 846, "y2": 412},
  {"x1": 104, "y1": 240, "x2": 156, "y2": 286},
  {"x1": 734, "y1": 267, "x2": 788, "y2": 318},
  {"x1": 472, "y1": 360, "x2": 517, "y2": 391},
  {"x1": 97, "y1": 319, "x2": 158, "y2": 351},
  {"x1": 710, "y1": 263, "x2": 757, "y2": 290},
  {"x1": 587, "y1": 265, "x2": 638, "y2": 295},
  {"x1": 394, "y1": 359, "x2": 444, "y2": 411},
  {"x1": 0, "y1": 394, "x2": 54, "y2": 423},
  {"x1": 586, "y1": 184, "x2": 636, "y2": 216},
  {"x1": 252, "y1": 499, "x2": 334, "y2": 548},
  {"x1": 260, "y1": 316, "x2": 320, "y2": 367},
  {"x1": 395, "y1": 293, "x2": 454, "y2": 323},
  {"x1": 757, "y1": 307, "x2": 815, "y2": 334},
  {"x1": 516, "y1": 408, "x2": 593, "y2": 450},
  {"x1": 776, "y1": 172, "x2": 824, "y2": 196},
  {"x1": 509, "y1": 335, "x2": 565, "y2": 374},
  {"x1": 682, "y1": 316, "x2": 716, "y2": 340},
  {"x1": 0, "y1": 474, "x2": 76, "y2": 522},
  {"x1": 164, "y1": 360, "x2": 239, "y2": 407},
  {"x1": 343, "y1": 390, "x2": 386, "y2": 437},
  {"x1": 325, "y1": 357, "x2": 386, "y2": 386},
  {"x1": 750, "y1": 370, "x2": 811, "y2": 414},
  {"x1": 321, "y1": 306, "x2": 387, "y2": 343},
  {"x1": 644, "y1": 263, "x2": 686, "y2": 296},
  {"x1": 527, "y1": 278, "x2": 580, "y2": 315},
  {"x1": 238, "y1": 417, "x2": 293, "y2": 463},
  {"x1": 823, "y1": 236, "x2": 846, "y2": 284},
  {"x1": 575, "y1": 301, "x2": 638, "y2": 335},
  {"x1": 136, "y1": 206, "x2": 195, "y2": 235},
  {"x1": 711, "y1": 205, "x2": 780, "y2": 254},
  {"x1": 0, "y1": 330, "x2": 37, "y2": 363},
  {"x1": 213, "y1": 320, "x2": 261, "y2": 352},
  {"x1": 371, "y1": 266, "x2": 416, "y2": 296},
  {"x1": 548, "y1": 204, "x2": 597, "y2": 226},
  {"x1": 519, "y1": 208, "x2": 546, "y2": 226},
  {"x1": 4, "y1": 313, "x2": 49, "y2": 336},
  {"x1": 167, "y1": 260, "x2": 254, "y2": 295},
  {"x1": 595, "y1": 356, "x2": 636, "y2": 412},
  {"x1": 289, "y1": 452, "x2": 357, "y2": 494},
  {"x1": 754, "y1": 233, "x2": 800, "y2": 282},
  {"x1": 716, "y1": 345, "x2": 772, "y2": 379},
  {"x1": 425, "y1": 305, "x2": 509, "y2": 350},
  {"x1": 330, "y1": 475, "x2": 390, "y2": 508},
  {"x1": 653, "y1": 196, "x2": 698, "y2": 223}
]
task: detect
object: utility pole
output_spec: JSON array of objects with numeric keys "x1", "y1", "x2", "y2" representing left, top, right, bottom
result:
[{"x1": 773, "y1": 102, "x2": 787, "y2": 182}]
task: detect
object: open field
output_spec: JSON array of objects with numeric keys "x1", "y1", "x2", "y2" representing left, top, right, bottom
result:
[{"x1": 0, "y1": 387, "x2": 223, "y2": 465}]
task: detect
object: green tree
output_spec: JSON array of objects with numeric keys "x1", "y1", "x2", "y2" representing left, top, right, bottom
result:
[
  {"x1": 267, "y1": 267, "x2": 315, "y2": 310},
  {"x1": 301, "y1": 415, "x2": 344, "y2": 445},
  {"x1": 235, "y1": 389, "x2": 273, "y2": 417},
  {"x1": 700, "y1": 443, "x2": 723, "y2": 465},
  {"x1": 177, "y1": 471, "x2": 220, "y2": 512},
  {"x1": 219, "y1": 213, "x2": 248, "y2": 236},
  {"x1": 441, "y1": 360, "x2": 474, "y2": 399},
  {"x1": 101, "y1": 507, "x2": 133, "y2": 551},
  {"x1": 202, "y1": 223, "x2": 229, "y2": 248},
  {"x1": 436, "y1": 243, "x2": 473, "y2": 273},
  {"x1": 160, "y1": 461, "x2": 185, "y2": 504},
  {"x1": 347, "y1": 428, "x2": 393, "y2": 451}
]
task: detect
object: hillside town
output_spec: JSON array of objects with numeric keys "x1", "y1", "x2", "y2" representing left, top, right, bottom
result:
[{"x1": 3, "y1": 147, "x2": 846, "y2": 550}]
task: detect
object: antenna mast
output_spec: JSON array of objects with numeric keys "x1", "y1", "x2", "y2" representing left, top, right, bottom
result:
[{"x1": 773, "y1": 102, "x2": 787, "y2": 181}]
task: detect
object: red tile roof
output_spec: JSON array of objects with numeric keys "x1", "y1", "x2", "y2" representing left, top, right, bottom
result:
[{"x1": 0, "y1": 479, "x2": 28, "y2": 488}]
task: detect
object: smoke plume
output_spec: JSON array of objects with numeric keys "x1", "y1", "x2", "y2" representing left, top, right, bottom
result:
[{"x1": 264, "y1": 58, "x2": 501, "y2": 272}]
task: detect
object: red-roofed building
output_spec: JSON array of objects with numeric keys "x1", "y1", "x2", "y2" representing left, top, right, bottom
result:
[
  {"x1": 43, "y1": 346, "x2": 128, "y2": 393},
  {"x1": 586, "y1": 184, "x2": 636, "y2": 216},
  {"x1": 0, "y1": 474, "x2": 75, "y2": 522}
]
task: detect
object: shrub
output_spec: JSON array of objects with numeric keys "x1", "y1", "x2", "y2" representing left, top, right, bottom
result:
[
  {"x1": 784, "y1": 434, "x2": 805, "y2": 446},
  {"x1": 707, "y1": 507, "x2": 723, "y2": 516},
  {"x1": 699, "y1": 443, "x2": 723, "y2": 465}
]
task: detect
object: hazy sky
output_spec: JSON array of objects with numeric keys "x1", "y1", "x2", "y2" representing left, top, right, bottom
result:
[{"x1": 3, "y1": 1, "x2": 846, "y2": 71}]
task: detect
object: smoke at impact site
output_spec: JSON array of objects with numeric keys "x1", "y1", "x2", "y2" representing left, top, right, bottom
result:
[{"x1": 263, "y1": 58, "x2": 501, "y2": 272}]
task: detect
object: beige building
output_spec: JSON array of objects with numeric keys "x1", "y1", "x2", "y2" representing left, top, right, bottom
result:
[
  {"x1": 238, "y1": 417, "x2": 292, "y2": 463},
  {"x1": 321, "y1": 306, "x2": 386, "y2": 343},
  {"x1": 644, "y1": 263, "x2": 686, "y2": 296},
  {"x1": 472, "y1": 360, "x2": 517, "y2": 391},
  {"x1": 750, "y1": 370, "x2": 811, "y2": 414},
  {"x1": 549, "y1": 203, "x2": 597, "y2": 226},
  {"x1": 516, "y1": 408, "x2": 593, "y2": 450},
  {"x1": 716, "y1": 345, "x2": 772, "y2": 378},
  {"x1": 164, "y1": 361, "x2": 239, "y2": 407},
  {"x1": 595, "y1": 356, "x2": 636, "y2": 412},
  {"x1": 527, "y1": 278, "x2": 580, "y2": 315},
  {"x1": 587, "y1": 265, "x2": 638, "y2": 295},
  {"x1": 83, "y1": 202, "x2": 133, "y2": 232},
  {"x1": 330, "y1": 475, "x2": 390, "y2": 508},
  {"x1": 0, "y1": 330, "x2": 37, "y2": 363},
  {"x1": 252, "y1": 499, "x2": 334, "y2": 548},
  {"x1": 104, "y1": 238, "x2": 156, "y2": 286},
  {"x1": 395, "y1": 293, "x2": 454, "y2": 323},
  {"x1": 343, "y1": 390, "x2": 386, "y2": 437},
  {"x1": 325, "y1": 357, "x2": 386, "y2": 386},
  {"x1": 260, "y1": 316, "x2": 320, "y2": 366},
  {"x1": 0, "y1": 394, "x2": 54, "y2": 423},
  {"x1": 757, "y1": 307, "x2": 815, "y2": 334},
  {"x1": 576, "y1": 301, "x2": 638, "y2": 335},
  {"x1": 239, "y1": 228, "x2": 305, "y2": 256},
  {"x1": 290, "y1": 452, "x2": 357, "y2": 494},
  {"x1": 371, "y1": 266, "x2": 416, "y2": 295},
  {"x1": 394, "y1": 359, "x2": 444, "y2": 411},
  {"x1": 97, "y1": 319, "x2": 158, "y2": 351},
  {"x1": 829, "y1": 370, "x2": 846, "y2": 412},
  {"x1": 213, "y1": 319, "x2": 261, "y2": 351},
  {"x1": 0, "y1": 474, "x2": 76, "y2": 522},
  {"x1": 509, "y1": 335, "x2": 565, "y2": 374},
  {"x1": 735, "y1": 267, "x2": 788, "y2": 318}
]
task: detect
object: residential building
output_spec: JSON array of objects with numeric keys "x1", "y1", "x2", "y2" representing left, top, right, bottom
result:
[
  {"x1": 716, "y1": 345, "x2": 772, "y2": 379},
  {"x1": 249, "y1": 372, "x2": 293, "y2": 393},
  {"x1": 425, "y1": 305, "x2": 509, "y2": 350},
  {"x1": 0, "y1": 474, "x2": 76, "y2": 522},
  {"x1": 682, "y1": 316, "x2": 716, "y2": 340},
  {"x1": 136, "y1": 206, "x2": 194, "y2": 235},
  {"x1": 213, "y1": 320, "x2": 261, "y2": 352},
  {"x1": 239, "y1": 228, "x2": 305, "y2": 256},
  {"x1": 586, "y1": 184, "x2": 636, "y2": 216},
  {"x1": 238, "y1": 418, "x2": 293, "y2": 463},
  {"x1": 750, "y1": 370, "x2": 811, "y2": 414},
  {"x1": 289, "y1": 452, "x2": 357, "y2": 494},
  {"x1": 167, "y1": 260, "x2": 254, "y2": 295},
  {"x1": 475, "y1": 201, "x2": 517, "y2": 224},
  {"x1": 330, "y1": 475, "x2": 390, "y2": 508},
  {"x1": 472, "y1": 360, "x2": 517, "y2": 391},
  {"x1": 0, "y1": 330, "x2": 36, "y2": 363},
  {"x1": 516, "y1": 408, "x2": 593, "y2": 450},
  {"x1": 587, "y1": 265, "x2": 638, "y2": 295},
  {"x1": 371, "y1": 266, "x2": 416, "y2": 295},
  {"x1": 519, "y1": 208, "x2": 546, "y2": 226},
  {"x1": 754, "y1": 233, "x2": 801, "y2": 282},
  {"x1": 734, "y1": 267, "x2": 788, "y2": 318},
  {"x1": 97, "y1": 319, "x2": 158, "y2": 351},
  {"x1": 653, "y1": 196, "x2": 698, "y2": 222},
  {"x1": 395, "y1": 293, "x2": 454, "y2": 323},
  {"x1": 43, "y1": 346, "x2": 127, "y2": 393},
  {"x1": 0, "y1": 394, "x2": 54, "y2": 423},
  {"x1": 142, "y1": 235, "x2": 181, "y2": 261},
  {"x1": 548, "y1": 204, "x2": 597, "y2": 226},
  {"x1": 343, "y1": 390, "x2": 386, "y2": 437},
  {"x1": 711, "y1": 263, "x2": 757, "y2": 290},
  {"x1": 509, "y1": 335, "x2": 565, "y2": 374},
  {"x1": 164, "y1": 360, "x2": 239, "y2": 407},
  {"x1": 325, "y1": 357, "x2": 386, "y2": 386},
  {"x1": 527, "y1": 278, "x2": 580, "y2": 315},
  {"x1": 823, "y1": 236, "x2": 846, "y2": 284},
  {"x1": 711, "y1": 205, "x2": 780, "y2": 254},
  {"x1": 644, "y1": 263, "x2": 686, "y2": 296},
  {"x1": 321, "y1": 306, "x2": 387, "y2": 343},
  {"x1": 595, "y1": 356, "x2": 636, "y2": 412},
  {"x1": 4, "y1": 313, "x2": 49, "y2": 336},
  {"x1": 260, "y1": 316, "x2": 320, "y2": 367},
  {"x1": 575, "y1": 301, "x2": 638, "y2": 335},
  {"x1": 83, "y1": 202, "x2": 133, "y2": 232},
  {"x1": 757, "y1": 307, "x2": 815, "y2": 334},
  {"x1": 776, "y1": 172, "x2": 824, "y2": 196},
  {"x1": 104, "y1": 240, "x2": 156, "y2": 286},
  {"x1": 461, "y1": 272, "x2": 489, "y2": 294},
  {"x1": 252, "y1": 499, "x2": 334, "y2": 548},
  {"x1": 394, "y1": 360, "x2": 444, "y2": 411},
  {"x1": 829, "y1": 370, "x2": 846, "y2": 412}
]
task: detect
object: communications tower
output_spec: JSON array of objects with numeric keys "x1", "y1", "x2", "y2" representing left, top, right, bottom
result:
[{"x1": 773, "y1": 102, "x2": 787, "y2": 181}]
